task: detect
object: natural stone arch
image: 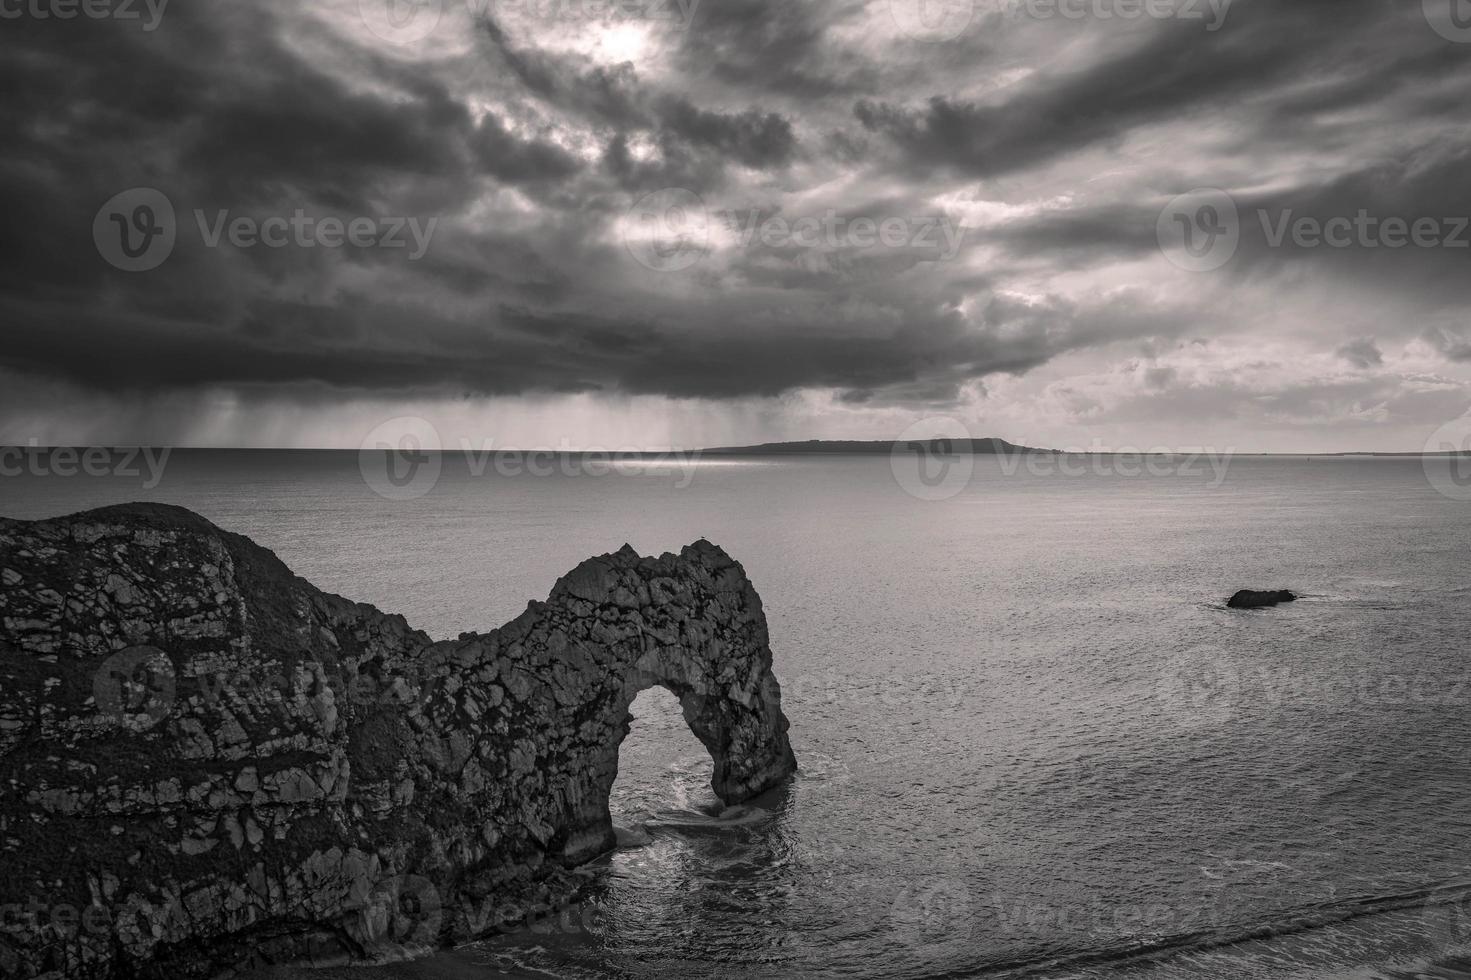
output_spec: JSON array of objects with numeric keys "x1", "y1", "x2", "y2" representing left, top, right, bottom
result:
[
  {"x1": 605, "y1": 682, "x2": 706, "y2": 812},
  {"x1": 591, "y1": 657, "x2": 791, "y2": 846},
  {"x1": 0, "y1": 506, "x2": 797, "y2": 978},
  {"x1": 412, "y1": 541, "x2": 798, "y2": 869}
]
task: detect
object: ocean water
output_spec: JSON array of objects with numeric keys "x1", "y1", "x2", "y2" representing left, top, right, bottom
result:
[{"x1": 4, "y1": 451, "x2": 1471, "y2": 979}]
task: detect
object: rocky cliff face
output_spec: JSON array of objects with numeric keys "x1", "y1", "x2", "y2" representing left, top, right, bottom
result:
[{"x1": 0, "y1": 504, "x2": 796, "y2": 978}]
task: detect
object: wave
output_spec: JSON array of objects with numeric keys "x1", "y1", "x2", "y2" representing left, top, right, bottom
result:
[
  {"x1": 643, "y1": 803, "x2": 775, "y2": 830},
  {"x1": 1376, "y1": 954, "x2": 1471, "y2": 979},
  {"x1": 948, "y1": 878, "x2": 1471, "y2": 979}
]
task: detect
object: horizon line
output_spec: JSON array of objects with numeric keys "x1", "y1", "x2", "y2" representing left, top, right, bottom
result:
[{"x1": 0, "y1": 442, "x2": 1467, "y2": 457}]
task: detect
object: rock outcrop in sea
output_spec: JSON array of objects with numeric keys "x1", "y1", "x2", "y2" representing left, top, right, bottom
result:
[
  {"x1": 0, "y1": 504, "x2": 797, "y2": 978},
  {"x1": 1227, "y1": 589, "x2": 1298, "y2": 609}
]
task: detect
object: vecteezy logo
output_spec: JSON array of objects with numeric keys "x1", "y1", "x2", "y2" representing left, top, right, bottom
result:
[
  {"x1": 623, "y1": 188, "x2": 709, "y2": 272},
  {"x1": 1424, "y1": 0, "x2": 1471, "y2": 43},
  {"x1": 888, "y1": 0, "x2": 975, "y2": 42},
  {"x1": 1424, "y1": 887, "x2": 1471, "y2": 952},
  {"x1": 1155, "y1": 647, "x2": 1239, "y2": 728},
  {"x1": 359, "y1": 875, "x2": 443, "y2": 951},
  {"x1": 1422, "y1": 416, "x2": 1471, "y2": 501},
  {"x1": 359, "y1": 0, "x2": 444, "y2": 44},
  {"x1": 359, "y1": 416, "x2": 443, "y2": 501},
  {"x1": 93, "y1": 645, "x2": 177, "y2": 732},
  {"x1": 890, "y1": 417, "x2": 976, "y2": 501},
  {"x1": 889, "y1": 878, "x2": 973, "y2": 951},
  {"x1": 93, "y1": 188, "x2": 176, "y2": 272},
  {"x1": 1157, "y1": 188, "x2": 1240, "y2": 272}
]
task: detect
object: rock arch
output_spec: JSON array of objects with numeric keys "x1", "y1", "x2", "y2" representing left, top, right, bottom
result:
[
  {"x1": 411, "y1": 540, "x2": 798, "y2": 870},
  {"x1": 0, "y1": 505, "x2": 796, "y2": 978}
]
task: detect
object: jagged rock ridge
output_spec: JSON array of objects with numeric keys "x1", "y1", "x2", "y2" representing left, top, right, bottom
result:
[{"x1": 0, "y1": 503, "x2": 796, "y2": 978}]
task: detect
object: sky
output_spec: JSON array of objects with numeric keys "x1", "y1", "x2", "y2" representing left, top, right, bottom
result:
[{"x1": 2, "y1": 0, "x2": 1471, "y2": 452}]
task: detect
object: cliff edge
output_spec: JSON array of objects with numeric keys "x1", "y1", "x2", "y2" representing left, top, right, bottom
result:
[{"x1": 0, "y1": 503, "x2": 796, "y2": 978}]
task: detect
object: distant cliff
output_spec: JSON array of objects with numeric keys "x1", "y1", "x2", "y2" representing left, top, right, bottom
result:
[
  {"x1": 703, "y1": 438, "x2": 1053, "y2": 455},
  {"x1": 0, "y1": 504, "x2": 796, "y2": 978}
]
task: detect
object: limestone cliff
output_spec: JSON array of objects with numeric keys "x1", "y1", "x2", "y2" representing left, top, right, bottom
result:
[{"x1": 0, "y1": 503, "x2": 796, "y2": 978}]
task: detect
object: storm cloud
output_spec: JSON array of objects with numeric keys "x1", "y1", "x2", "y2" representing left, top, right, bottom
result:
[{"x1": 1, "y1": 0, "x2": 1469, "y2": 449}]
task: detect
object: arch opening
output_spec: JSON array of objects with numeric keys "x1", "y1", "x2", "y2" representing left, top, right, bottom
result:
[{"x1": 609, "y1": 686, "x2": 721, "y2": 835}]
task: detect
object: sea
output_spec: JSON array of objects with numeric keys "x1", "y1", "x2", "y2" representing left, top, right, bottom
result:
[{"x1": 4, "y1": 449, "x2": 1471, "y2": 980}]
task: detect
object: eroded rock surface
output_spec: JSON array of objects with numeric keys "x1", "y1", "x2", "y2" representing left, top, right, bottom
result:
[{"x1": 0, "y1": 503, "x2": 796, "y2": 978}]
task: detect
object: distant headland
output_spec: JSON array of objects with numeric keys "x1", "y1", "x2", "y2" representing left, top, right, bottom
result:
[{"x1": 703, "y1": 438, "x2": 1054, "y2": 455}]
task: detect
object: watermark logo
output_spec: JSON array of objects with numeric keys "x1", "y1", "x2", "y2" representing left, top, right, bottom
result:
[
  {"x1": 93, "y1": 645, "x2": 176, "y2": 732},
  {"x1": 889, "y1": 878, "x2": 974, "y2": 950},
  {"x1": 359, "y1": 0, "x2": 444, "y2": 43},
  {"x1": 357, "y1": 0, "x2": 701, "y2": 44},
  {"x1": 476, "y1": 0, "x2": 701, "y2": 28},
  {"x1": 1258, "y1": 210, "x2": 1471, "y2": 251},
  {"x1": 456, "y1": 440, "x2": 702, "y2": 487},
  {"x1": 93, "y1": 188, "x2": 176, "y2": 273},
  {"x1": 355, "y1": 875, "x2": 443, "y2": 951},
  {"x1": 624, "y1": 188, "x2": 709, "y2": 272},
  {"x1": 889, "y1": 421, "x2": 1233, "y2": 500},
  {"x1": 890, "y1": 418, "x2": 977, "y2": 501},
  {"x1": 623, "y1": 191, "x2": 964, "y2": 271},
  {"x1": 1423, "y1": 416, "x2": 1471, "y2": 501},
  {"x1": 1001, "y1": 445, "x2": 1234, "y2": 485},
  {"x1": 729, "y1": 208, "x2": 965, "y2": 261},
  {"x1": 1005, "y1": 0, "x2": 1232, "y2": 28},
  {"x1": 94, "y1": 190, "x2": 439, "y2": 270},
  {"x1": 889, "y1": 0, "x2": 975, "y2": 42},
  {"x1": 889, "y1": 0, "x2": 1232, "y2": 42},
  {"x1": 1424, "y1": 886, "x2": 1471, "y2": 954},
  {"x1": 1155, "y1": 646, "x2": 1239, "y2": 728},
  {"x1": 359, "y1": 416, "x2": 443, "y2": 501},
  {"x1": 1158, "y1": 188, "x2": 1239, "y2": 272},
  {"x1": 195, "y1": 663, "x2": 443, "y2": 717},
  {"x1": 1424, "y1": 0, "x2": 1471, "y2": 43},
  {"x1": 195, "y1": 210, "x2": 438, "y2": 259},
  {"x1": 1161, "y1": 192, "x2": 1471, "y2": 272},
  {"x1": 0, "y1": 0, "x2": 169, "y2": 30},
  {"x1": 0, "y1": 445, "x2": 171, "y2": 488},
  {"x1": 777, "y1": 668, "x2": 979, "y2": 716}
]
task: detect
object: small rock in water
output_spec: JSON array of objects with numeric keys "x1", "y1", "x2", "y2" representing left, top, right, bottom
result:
[{"x1": 1227, "y1": 589, "x2": 1298, "y2": 609}]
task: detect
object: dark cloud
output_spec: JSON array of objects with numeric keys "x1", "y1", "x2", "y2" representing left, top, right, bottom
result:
[
  {"x1": 1336, "y1": 339, "x2": 1383, "y2": 369},
  {"x1": 1424, "y1": 329, "x2": 1471, "y2": 363},
  {"x1": 672, "y1": 0, "x2": 875, "y2": 98},
  {"x1": 0, "y1": 276, "x2": 1165, "y2": 401},
  {"x1": 657, "y1": 98, "x2": 797, "y2": 169},
  {"x1": 0, "y1": 0, "x2": 1467, "y2": 442},
  {"x1": 854, "y1": 1, "x2": 1426, "y2": 180},
  {"x1": 475, "y1": 112, "x2": 584, "y2": 183},
  {"x1": 478, "y1": 19, "x2": 652, "y2": 127}
]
